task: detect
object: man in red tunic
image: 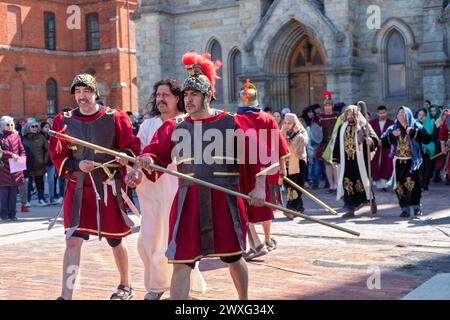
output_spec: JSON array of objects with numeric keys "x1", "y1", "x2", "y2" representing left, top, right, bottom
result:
[
  {"x1": 314, "y1": 92, "x2": 338, "y2": 192},
  {"x1": 235, "y1": 80, "x2": 290, "y2": 260},
  {"x1": 49, "y1": 74, "x2": 140, "y2": 300},
  {"x1": 134, "y1": 52, "x2": 266, "y2": 300},
  {"x1": 439, "y1": 109, "x2": 450, "y2": 183},
  {"x1": 369, "y1": 105, "x2": 394, "y2": 191}
]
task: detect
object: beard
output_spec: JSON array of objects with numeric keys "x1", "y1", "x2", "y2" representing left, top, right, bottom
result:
[{"x1": 157, "y1": 102, "x2": 168, "y2": 114}]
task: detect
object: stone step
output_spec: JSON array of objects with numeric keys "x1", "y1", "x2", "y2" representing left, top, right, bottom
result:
[{"x1": 402, "y1": 273, "x2": 450, "y2": 300}]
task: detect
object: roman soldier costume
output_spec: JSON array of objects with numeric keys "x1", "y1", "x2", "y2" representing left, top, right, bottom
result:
[
  {"x1": 141, "y1": 52, "x2": 264, "y2": 263},
  {"x1": 49, "y1": 74, "x2": 141, "y2": 239},
  {"x1": 236, "y1": 80, "x2": 290, "y2": 223}
]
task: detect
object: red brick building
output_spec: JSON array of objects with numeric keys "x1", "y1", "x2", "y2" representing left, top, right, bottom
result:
[{"x1": 0, "y1": 0, "x2": 138, "y2": 120}]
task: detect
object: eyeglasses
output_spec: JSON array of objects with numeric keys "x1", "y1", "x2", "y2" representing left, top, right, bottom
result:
[
  {"x1": 5, "y1": 123, "x2": 14, "y2": 126},
  {"x1": 30, "y1": 125, "x2": 39, "y2": 128}
]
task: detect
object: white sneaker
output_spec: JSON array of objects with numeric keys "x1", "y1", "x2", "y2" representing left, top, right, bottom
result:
[
  {"x1": 56, "y1": 197, "x2": 63, "y2": 205},
  {"x1": 26, "y1": 202, "x2": 31, "y2": 207},
  {"x1": 37, "y1": 199, "x2": 48, "y2": 207}
]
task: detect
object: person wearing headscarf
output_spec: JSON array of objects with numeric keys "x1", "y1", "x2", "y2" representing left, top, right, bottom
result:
[
  {"x1": 332, "y1": 105, "x2": 379, "y2": 218},
  {"x1": 430, "y1": 105, "x2": 442, "y2": 126},
  {"x1": 281, "y1": 113, "x2": 309, "y2": 217},
  {"x1": 416, "y1": 109, "x2": 438, "y2": 191},
  {"x1": 381, "y1": 106, "x2": 432, "y2": 217}
]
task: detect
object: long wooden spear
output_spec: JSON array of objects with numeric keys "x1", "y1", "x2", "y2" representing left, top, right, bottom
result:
[{"x1": 49, "y1": 129, "x2": 360, "y2": 237}]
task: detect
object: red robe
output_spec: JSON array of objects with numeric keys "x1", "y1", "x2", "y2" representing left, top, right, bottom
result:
[
  {"x1": 142, "y1": 111, "x2": 264, "y2": 263},
  {"x1": 439, "y1": 118, "x2": 450, "y2": 178},
  {"x1": 235, "y1": 112, "x2": 290, "y2": 223},
  {"x1": 49, "y1": 107, "x2": 140, "y2": 238},
  {"x1": 369, "y1": 118, "x2": 394, "y2": 181},
  {"x1": 314, "y1": 113, "x2": 337, "y2": 160}
]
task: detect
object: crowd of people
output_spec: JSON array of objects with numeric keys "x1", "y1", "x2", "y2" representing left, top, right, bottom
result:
[
  {"x1": 0, "y1": 51, "x2": 449, "y2": 301},
  {"x1": 0, "y1": 116, "x2": 66, "y2": 221}
]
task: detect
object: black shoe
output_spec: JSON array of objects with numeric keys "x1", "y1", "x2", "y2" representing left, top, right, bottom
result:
[
  {"x1": 342, "y1": 210, "x2": 355, "y2": 218},
  {"x1": 381, "y1": 188, "x2": 388, "y2": 192},
  {"x1": 56, "y1": 296, "x2": 65, "y2": 300},
  {"x1": 433, "y1": 176, "x2": 441, "y2": 183},
  {"x1": 414, "y1": 209, "x2": 423, "y2": 217},
  {"x1": 9, "y1": 217, "x2": 18, "y2": 221},
  {"x1": 399, "y1": 211, "x2": 410, "y2": 218},
  {"x1": 422, "y1": 186, "x2": 429, "y2": 191}
]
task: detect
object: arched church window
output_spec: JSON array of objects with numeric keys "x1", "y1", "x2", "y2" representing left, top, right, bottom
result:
[
  {"x1": 387, "y1": 30, "x2": 406, "y2": 96},
  {"x1": 229, "y1": 49, "x2": 242, "y2": 103},
  {"x1": 209, "y1": 40, "x2": 223, "y2": 103}
]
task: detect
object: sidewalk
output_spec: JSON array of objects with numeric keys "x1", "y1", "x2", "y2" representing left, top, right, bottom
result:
[{"x1": 0, "y1": 184, "x2": 449, "y2": 300}]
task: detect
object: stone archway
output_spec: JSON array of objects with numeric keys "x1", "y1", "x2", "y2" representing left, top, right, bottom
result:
[
  {"x1": 289, "y1": 36, "x2": 327, "y2": 114},
  {"x1": 264, "y1": 19, "x2": 327, "y2": 112}
]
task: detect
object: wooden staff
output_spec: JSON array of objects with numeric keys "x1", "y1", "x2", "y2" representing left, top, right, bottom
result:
[
  {"x1": 49, "y1": 130, "x2": 360, "y2": 237},
  {"x1": 283, "y1": 177, "x2": 338, "y2": 215}
]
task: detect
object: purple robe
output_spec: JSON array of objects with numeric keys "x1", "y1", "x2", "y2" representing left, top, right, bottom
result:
[{"x1": 369, "y1": 118, "x2": 394, "y2": 181}]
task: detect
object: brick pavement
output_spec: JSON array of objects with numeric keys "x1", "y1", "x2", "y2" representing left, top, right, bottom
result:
[{"x1": 0, "y1": 184, "x2": 449, "y2": 300}]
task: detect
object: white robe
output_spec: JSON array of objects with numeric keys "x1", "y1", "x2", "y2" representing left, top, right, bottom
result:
[{"x1": 136, "y1": 117, "x2": 206, "y2": 294}]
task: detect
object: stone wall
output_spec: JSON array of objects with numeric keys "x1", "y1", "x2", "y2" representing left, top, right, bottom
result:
[{"x1": 135, "y1": 0, "x2": 449, "y2": 115}]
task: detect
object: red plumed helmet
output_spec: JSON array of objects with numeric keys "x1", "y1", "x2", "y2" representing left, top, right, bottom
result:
[
  {"x1": 181, "y1": 51, "x2": 222, "y2": 94},
  {"x1": 322, "y1": 91, "x2": 332, "y2": 98}
]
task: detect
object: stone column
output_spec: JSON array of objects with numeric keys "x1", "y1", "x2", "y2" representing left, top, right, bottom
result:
[
  {"x1": 134, "y1": 1, "x2": 175, "y2": 114},
  {"x1": 418, "y1": 0, "x2": 449, "y2": 106}
]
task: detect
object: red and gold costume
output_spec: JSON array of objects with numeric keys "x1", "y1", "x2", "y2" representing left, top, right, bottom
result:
[
  {"x1": 236, "y1": 80, "x2": 290, "y2": 223},
  {"x1": 140, "y1": 52, "x2": 265, "y2": 263},
  {"x1": 49, "y1": 103, "x2": 140, "y2": 239}
]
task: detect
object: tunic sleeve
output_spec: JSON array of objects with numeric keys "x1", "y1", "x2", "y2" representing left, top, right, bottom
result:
[
  {"x1": 114, "y1": 111, "x2": 141, "y2": 158},
  {"x1": 141, "y1": 119, "x2": 176, "y2": 182},
  {"x1": 49, "y1": 113, "x2": 73, "y2": 178}
]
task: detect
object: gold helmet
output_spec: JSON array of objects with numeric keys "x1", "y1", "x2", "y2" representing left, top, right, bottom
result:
[{"x1": 239, "y1": 79, "x2": 258, "y2": 107}]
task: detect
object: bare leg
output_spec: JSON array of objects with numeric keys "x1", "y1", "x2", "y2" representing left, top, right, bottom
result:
[
  {"x1": 261, "y1": 220, "x2": 271, "y2": 243},
  {"x1": 60, "y1": 237, "x2": 84, "y2": 300},
  {"x1": 111, "y1": 242, "x2": 130, "y2": 287},
  {"x1": 170, "y1": 264, "x2": 192, "y2": 299},
  {"x1": 228, "y1": 258, "x2": 248, "y2": 300}
]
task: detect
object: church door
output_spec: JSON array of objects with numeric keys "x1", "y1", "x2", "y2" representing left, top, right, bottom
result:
[{"x1": 289, "y1": 36, "x2": 326, "y2": 115}]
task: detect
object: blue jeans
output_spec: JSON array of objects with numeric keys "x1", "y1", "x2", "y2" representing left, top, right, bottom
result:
[
  {"x1": 312, "y1": 159, "x2": 329, "y2": 188},
  {"x1": 0, "y1": 186, "x2": 18, "y2": 219},
  {"x1": 45, "y1": 165, "x2": 56, "y2": 202}
]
